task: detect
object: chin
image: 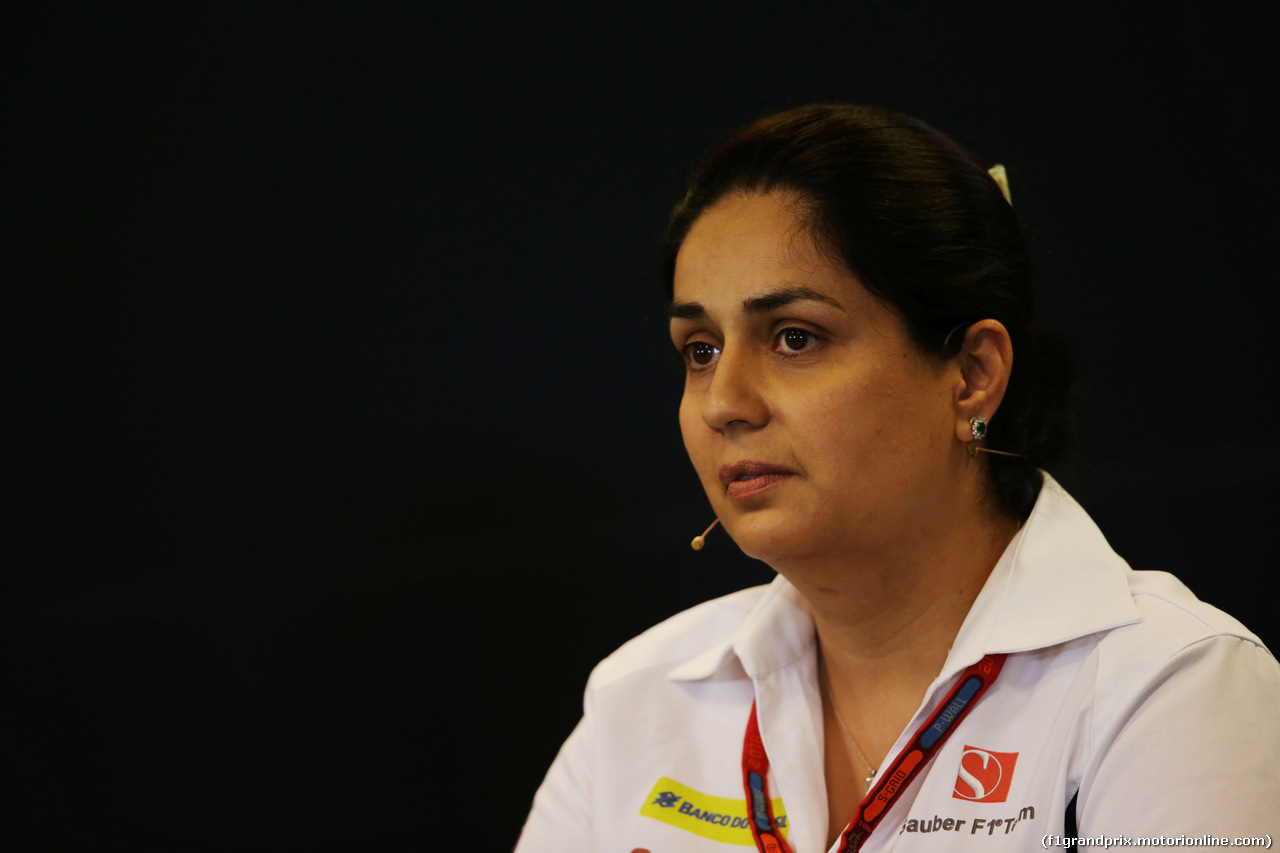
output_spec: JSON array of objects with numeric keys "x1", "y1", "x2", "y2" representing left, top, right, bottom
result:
[{"x1": 723, "y1": 511, "x2": 813, "y2": 565}]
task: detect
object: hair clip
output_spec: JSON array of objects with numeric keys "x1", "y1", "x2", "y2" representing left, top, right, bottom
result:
[{"x1": 988, "y1": 164, "x2": 1012, "y2": 205}]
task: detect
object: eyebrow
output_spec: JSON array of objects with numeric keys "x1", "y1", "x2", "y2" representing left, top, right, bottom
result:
[{"x1": 667, "y1": 285, "x2": 845, "y2": 320}]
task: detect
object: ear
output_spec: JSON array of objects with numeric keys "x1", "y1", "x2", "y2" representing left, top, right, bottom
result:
[{"x1": 952, "y1": 319, "x2": 1013, "y2": 443}]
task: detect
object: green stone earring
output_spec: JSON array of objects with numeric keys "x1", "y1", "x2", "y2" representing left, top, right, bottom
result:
[{"x1": 967, "y1": 416, "x2": 1024, "y2": 459}]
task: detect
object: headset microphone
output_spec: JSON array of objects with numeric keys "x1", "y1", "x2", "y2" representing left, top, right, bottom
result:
[{"x1": 690, "y1": 518, "x2": 721, "y2": 551}]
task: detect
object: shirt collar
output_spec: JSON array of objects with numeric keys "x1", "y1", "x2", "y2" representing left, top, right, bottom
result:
[
  {"x1": 941, "y1": 474, "x2": 1140, "y2": 675},
  {"x1": 669, "y1": 474, "x2": 1141, "y2": 684},
  {"x1": 667, "y1": 575, "x2": 814, "y2": 682}
]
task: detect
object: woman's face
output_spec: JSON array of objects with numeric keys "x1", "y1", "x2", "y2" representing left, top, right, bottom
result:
[{"x1": 670, "y1": 192, "x2": 965, "y2": 566}]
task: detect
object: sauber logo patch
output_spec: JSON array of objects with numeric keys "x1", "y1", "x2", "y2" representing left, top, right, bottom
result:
[
  {"x1": 639, "y1": 776, "x2": 788, "y2": 846},
  {"x1": 952, "y1": 746, "x2": 1018, "y2": 803}
]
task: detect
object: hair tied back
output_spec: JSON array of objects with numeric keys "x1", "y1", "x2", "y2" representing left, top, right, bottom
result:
[
  {"x1": 663, "y1": 104, "x2": 1076, "y2": 521},
  {"x1": 988, "y1": 164, "x2": 1012, "y2": 205}
]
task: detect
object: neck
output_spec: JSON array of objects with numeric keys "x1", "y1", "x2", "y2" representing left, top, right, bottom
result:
[
  {"x1": 782, "y1": 481, "x2": 1019, "y2": 723},
  {"x1": 789, "y1": 473, "x2": 1019, "y2": 849}
]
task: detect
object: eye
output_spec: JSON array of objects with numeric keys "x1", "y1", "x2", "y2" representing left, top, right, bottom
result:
[
  {"x1": 683, "y1": 341, "x2": 721, "y2": 369},
  {"x1": 776, "y1": 327, "x2": 818, "y2": 353}
]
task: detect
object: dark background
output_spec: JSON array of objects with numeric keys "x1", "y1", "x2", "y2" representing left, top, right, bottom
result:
[{"x1": 10, "y1": 1, "x2": 1278, "y2": 849}]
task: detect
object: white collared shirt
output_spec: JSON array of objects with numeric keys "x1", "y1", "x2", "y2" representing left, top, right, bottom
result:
[{"x1": 516, "y1": 478, "x2": 1280, "y2": 852}]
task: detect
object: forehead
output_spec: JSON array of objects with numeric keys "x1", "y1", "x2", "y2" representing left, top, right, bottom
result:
[{"x1": 672, "y1": 192, "x2": 861, "y2": 312}]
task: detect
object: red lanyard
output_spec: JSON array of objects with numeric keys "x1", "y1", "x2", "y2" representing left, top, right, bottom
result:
[{"x1": 741, "y1": 653, "x2": 1006, "y2": 853}]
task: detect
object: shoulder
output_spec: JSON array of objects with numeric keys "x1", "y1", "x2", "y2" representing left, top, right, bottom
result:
[
  {"x1": 1076, "y1": 574, "x2": 1280, "y2": 833},
  {"x1": 586, "y1": 584, "x2": 769, "y2": 691},
  {"x1": 1005, "y1": 476, "x2": 1272, "y2": 671},
  {"x1": 1126, "y1": 569, "x2": 1264, "y2": 644},
  {"x1": 1100, "y1": 568, "x2": 1272, "y2": 673},
  {"x1": 1088, "y1": 567, "x2": 1279, "y2": 736}
]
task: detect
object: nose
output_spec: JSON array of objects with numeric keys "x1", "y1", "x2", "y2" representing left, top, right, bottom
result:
[{"x1": 700, "y1": 345, "x2": 769, "y2": 433}]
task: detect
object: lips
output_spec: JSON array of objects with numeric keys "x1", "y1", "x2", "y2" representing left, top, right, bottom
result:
[{"x1": 719, "y1": 461, "x2": 796, "y2": 500}]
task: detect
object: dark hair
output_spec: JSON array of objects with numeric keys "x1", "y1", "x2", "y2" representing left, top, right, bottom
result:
[{"x1": 663, "y1": 104, "x2": 1075, "y2": 521}]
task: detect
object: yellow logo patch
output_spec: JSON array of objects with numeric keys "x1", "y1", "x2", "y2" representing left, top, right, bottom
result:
[{"x1": 639, "y1": 776, "x2": 788, "y2": 846}]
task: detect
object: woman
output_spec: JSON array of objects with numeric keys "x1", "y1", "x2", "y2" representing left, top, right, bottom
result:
[{"x1": 515, "y1": 105, "x2": 1280, "y2": 852}]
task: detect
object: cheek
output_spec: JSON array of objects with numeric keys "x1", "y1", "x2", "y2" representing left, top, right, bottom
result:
[
  {"x1": 678, "y1": 395, "x2": 707, "y2": 464},
  {"x1": 799, "y1": 379, "x2": 879, "y2": 441},
  {"x1": 813, "y1": 366, "x2": 951, "y2": 463},
  {"x1": 679, "y1": 395, "x2": 725, "y2": 498},
  {"x1": 790, "y1": 372, "x2": 912, "y2": 464}
]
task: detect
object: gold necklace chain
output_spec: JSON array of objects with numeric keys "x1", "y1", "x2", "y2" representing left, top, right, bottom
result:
[{"x1": 819, "y1": 655, "x2": 878, "y2": 787}]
